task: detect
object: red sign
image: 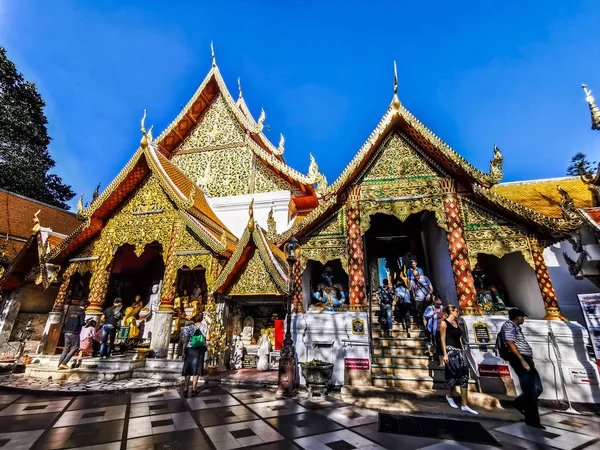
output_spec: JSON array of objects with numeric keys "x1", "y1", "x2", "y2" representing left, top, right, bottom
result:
[
  {"x1": 345, "y1": 358, "x2": 370, "y2": 370},
  {"x1": 478, "y1": 364, "x2": 511, "y2": 378}
]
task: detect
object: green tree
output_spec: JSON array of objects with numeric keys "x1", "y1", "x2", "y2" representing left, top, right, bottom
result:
[
  {"x1": 566, "y1": 152, "x2": 595, "y2": 177},
  {"x1": 0, "y1": 46, "x2": 75, "y2": 209}
]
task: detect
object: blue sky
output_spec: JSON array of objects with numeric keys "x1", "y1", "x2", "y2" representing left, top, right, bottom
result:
[{"x1": 2, "y1": 1, "x2": 600, "y2": 210}]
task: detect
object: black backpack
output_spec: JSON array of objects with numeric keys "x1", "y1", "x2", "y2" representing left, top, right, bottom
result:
[
  {"x1": 380, "y1": 287, "x2": 393, "y2": 305},
  {"x1": 495, "y1": 327, "x2": 511, "y2": 360}
]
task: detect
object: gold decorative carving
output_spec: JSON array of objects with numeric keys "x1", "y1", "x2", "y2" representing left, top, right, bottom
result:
[
  {"x1": 489, "y1": 145, "x2": 503, "y2": 184},
  {"x1": 267, "y1": 207, "x2": 277, "y2": 240},
  {"x1": 360, "y1": 197, "x2": 447, "y2": 235},
  {"x1": 308, "y1": 154, "x2": 328, "y2": 196},
  {"x1": 362, "y1": 133, "x2": 438, "y2": 181},
  {"x1": 228, "y1": 251, "x2": 283, "y2": 295},
  {"x1": 172, "y1": 145, "x2": 253, "y2": 197},
  {"x1": 461, "y1": 197, "x2": 534, "y2": 269},
  {"x1": 177, "y1": 94, "x2": 246, "y2": 151},
  {"x1": 254, "y1": 159, "x2": 302, "y2": 196},
  {"x1": 299, "y1": 245, "x2": 348, "y2": 274}
]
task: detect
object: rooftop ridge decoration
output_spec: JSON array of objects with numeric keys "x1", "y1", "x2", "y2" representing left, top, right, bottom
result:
[
  {"x1": 308, "y1": 153, "x2": 328, "y2": 196},
  {"x1": 274, "y1": 195, "x2": 339, "y2": 244},
  {"x1": 557, "y1": 185, "x2": 585, "y2": 226},
  {"x1": 324, "y1": 62, "x2": 504, "y2": 196},
  {"x1": 473, "y1": 183, "x2": 581, "y2": 233},
  {"x1": 489, "y1": 145, "x2": 504, "y2": 183},
  {"x1": 582, "y1": 84, "x2": 600, "y2": 130}
]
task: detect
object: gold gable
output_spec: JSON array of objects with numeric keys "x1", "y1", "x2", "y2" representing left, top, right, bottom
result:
[
  {"x1": 228, "y1": 250, "x2": 283, "y2": 296},
  {"x1": 254, "y1": 159, "x2": 302, "y2": 196},
  {"x1": 361, "y1": 133, "x2": 439, "y2": 182}
]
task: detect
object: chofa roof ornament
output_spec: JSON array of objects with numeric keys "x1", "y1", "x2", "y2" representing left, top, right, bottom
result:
[
  {"x1": 308, "y1": 153, "x2": 328, "y2": 197},
  {"x1": 489, "y1": 144, "x2": 504, "y2": 184},
  {"x1": 391, "y1": 61, "x2": 401, "y2": 111}
]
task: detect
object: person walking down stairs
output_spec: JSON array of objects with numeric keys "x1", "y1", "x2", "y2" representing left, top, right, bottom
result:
[
  {"x1": 394, "y1": 279, "x2": 412, "y2": 338},
  {"x1": 376, "y1": 279, "x2": 394, "y2": 337},
  {"x1": 440, "y1": 305, "x2": 478, "y2": 415}
]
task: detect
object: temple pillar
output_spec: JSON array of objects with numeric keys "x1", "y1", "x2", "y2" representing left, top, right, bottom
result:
[
  {"x1": 292, "y1": 258, "x2": 304, "y2": 313},
  {"x1": 0, "y1": 288, "x2": 24, "y2": 352},
  {"x1": 529, "y1": 236, "x2": 565, "y2": 321},
  {"x1": 152, "y1": 221, "x2": 184, "y2": 358},
  {"x1": 87, "y1": 236, "x2": 115, "y2": 321},
  {"x1": 441, "y1": 181, "x2": 478, "y2": 315},
  {"x1": 346, "y1": 186, "x2": 367, "y2": 311},
  {"x1": 38, "y1": 264, "x2": 78, "y2": 354}
]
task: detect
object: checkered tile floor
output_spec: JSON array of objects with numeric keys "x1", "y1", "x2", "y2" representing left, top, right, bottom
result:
[{"x1": 0, "y1": 386, "x2": 598, "y2": 449}]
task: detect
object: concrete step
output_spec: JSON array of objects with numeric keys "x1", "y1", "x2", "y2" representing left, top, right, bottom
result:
[
  {"x1": 372, "y1": 337, "x2": 427, "y2": 348},
  {"x1": 371, "y1": 365, "x2": 435, "y2": 378},
  {"x1": 341, "y1": 386, "x2": 519, "y2": 419},
  {"x1": 145, "y1": 359, "x2": 183, "y2": 371},
  {"x1": 373, "y1": 346, "x2": 428, "y2": 356},
  {"x1": 372, "y1": 355, "x2": 431, "y2": 367},
  {"x1": 371, "y1": 376, "x2": 478, "y2": 392},
  {"x1": 371, "y1": 323, "x2": 424, "y2": 332},
  {"x1": 372, "y1": 329, "x2": 425, "y2": 339}
]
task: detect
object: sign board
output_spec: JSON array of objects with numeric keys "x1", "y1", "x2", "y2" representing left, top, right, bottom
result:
[
  {"x1": 352, "y1": 318, "x2": 365, "y2": 335},
  {"x1": 577, "y1": 294, "x2": 600, "y2": 369},
  {"x1": 344, "y1": 358, "x2": 370, "y2": 370},
  {"x1": 569, "y1": 368, "x2": 599, "y2": 385},
  {"x1": 473, "y1": 322, "x2": 491, "y2": 344},
  {"x1": 478, "y1": 364, "x2": 511, "y2": 378}
]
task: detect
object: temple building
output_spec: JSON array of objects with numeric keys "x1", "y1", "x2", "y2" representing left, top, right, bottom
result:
[{"x1": 0, "y1": 53, "x2": 598, "y2": 403}]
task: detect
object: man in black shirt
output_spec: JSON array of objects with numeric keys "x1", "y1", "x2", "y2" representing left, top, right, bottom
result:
[
  {"x1": 58, "y1": 300, "x2": 89, "y2": 370},
  {"x1": 99, "y1": 298, "x2": 123, "y2": 359}
]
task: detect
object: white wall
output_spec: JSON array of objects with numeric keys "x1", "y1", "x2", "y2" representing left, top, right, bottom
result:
[
  {"x1": 544, "y1": 237, "x2": 600, "y2": 324},
  {"x1": 208, "y1": 190, "x2": 294, "y2": 238},
  {"x1": 420, "y1": 212, "x2": 458, "y2": 306}
]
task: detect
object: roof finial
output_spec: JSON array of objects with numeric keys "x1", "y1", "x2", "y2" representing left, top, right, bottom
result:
[
  {"x1": 76, "y1": 193, "x2": 84, "y2": 215},
  {"x1": 273, "y1": 133, "x2": 285, "y2": 156},
  {"x1": 391, "y1": 61, "x2": 401, "y2": 110},
  {"x1": 248, "y1": 199, "x2": 255, "y2": 232},
  {"x1": 258, "y1": 108, "x2": 266, "y2": 126},
  {"x1": 211, "y1": 41, "x2": 216, "y2": 68},
  {"x1": 582, "y1": 84, "x2": 600, "y2": 130},
  {"x1": 489, "y1": 144, "x2": 504, "y2": 184},
  {"x1": 140, "y1": 109, "x2": 149, "y2": 150},
  {"x1": 238, "y1": 77, "x2": 243, "y2": 100}
]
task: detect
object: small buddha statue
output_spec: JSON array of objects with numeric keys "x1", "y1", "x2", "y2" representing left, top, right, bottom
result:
[
  {"x1": 173, "y1": 292, "x2": 183, "y2": 312},
  {"x1": 191, "y1": 283, "x2": 202, "y2": 301},
  {"x1": 122, "y1": 307, "x2": 140, "y2": 338}
]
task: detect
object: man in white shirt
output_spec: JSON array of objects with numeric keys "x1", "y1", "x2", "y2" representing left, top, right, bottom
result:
[{"x1": 409, "y1": 270, "x2": 433, "y2": 319}]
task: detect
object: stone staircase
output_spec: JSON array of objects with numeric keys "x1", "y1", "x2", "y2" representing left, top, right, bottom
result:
[{"x1": 370, "y1": 304, "x2": 477, "y2": 391}]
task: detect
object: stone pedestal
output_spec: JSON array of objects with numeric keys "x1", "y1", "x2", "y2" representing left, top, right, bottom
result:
[
  {"x1": 0, "y1": 289, "x2": 24, "y2": 353},
  {"x1": 150, "y1": 311, "x2": 173, "y2": 358},
  {"x1": 37, "y1": 310, "x2": 64, "y2": 355}
]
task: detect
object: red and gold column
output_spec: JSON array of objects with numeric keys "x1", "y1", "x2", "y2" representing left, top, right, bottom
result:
[
  {"x1": 88, "y1": 243, "x2": 114, "y2": 315},
  {"x1": 346, "y1": 186, "x2": 367, "y2": 310},
  {"x1": 441, "y1": 181, "x2": 478, "y2": 315},
  {"x1": 292, "y1": 257, "x2": 304, "y2": 313},
  {"x1": 52, "y1": 264, "x2": 78, "y2": 312},
  {"x1": 530, "y1": 236, "x2": 565, "y2": 321},
  {"x1": 159, "y1": 221, "x2": 184, "y2": 312}
]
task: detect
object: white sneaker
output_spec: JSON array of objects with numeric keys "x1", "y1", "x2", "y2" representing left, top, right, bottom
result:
[
  {"x1": 446, "y1": 396, "x2": 458, "y2": 409},
  {"x1": 461, "y1": 405, "x2": 478, "y2": 415}
]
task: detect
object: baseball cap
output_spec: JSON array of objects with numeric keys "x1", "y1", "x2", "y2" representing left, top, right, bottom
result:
[{"x1": 508, "y1": 308, "x2": 527, "y2": 320}]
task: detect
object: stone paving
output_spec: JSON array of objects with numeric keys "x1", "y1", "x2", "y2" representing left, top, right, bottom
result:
[
  {"x1": 0, "y1": 374, "x2": 179, "y2": 393},
  {"x1": 0, "y1": 382, "x2": 598, "y2": 449}
]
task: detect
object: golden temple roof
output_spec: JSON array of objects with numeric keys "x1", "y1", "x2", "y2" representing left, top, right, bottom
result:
[{"x1": 492, "y1": 177, "x2": 593, "y2": 219}]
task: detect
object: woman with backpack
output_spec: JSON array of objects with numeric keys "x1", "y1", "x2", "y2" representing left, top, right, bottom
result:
[{"x1": 181, "y1": 312, "x2": 209, "y2": 397}]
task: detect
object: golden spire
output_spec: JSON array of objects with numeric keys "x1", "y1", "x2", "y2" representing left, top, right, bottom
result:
[
  {"x1": 211, "y1": 41, "x2": 216, "y2": 68},
  {"x1": 76, "y1": 193, "x2": 84, "y2": 215},
  {"x1": 31, "y1": 209, "x2": 41, "y2": 235},
  {"x1": 391, "y1": 61, "x2": 401, "y2": 111},
  {"x1": 238, "y1": 77, "x2": 243, "y2": 100},
  {"x1": 248, "y1": 199, "x2": 255, "y2": 232},
  {"x1": 140, "y1": 109, "x2": 149, "y2": 150},
  {"x1": 582, "y1": 84, "x2": 600, "y2": 130}
]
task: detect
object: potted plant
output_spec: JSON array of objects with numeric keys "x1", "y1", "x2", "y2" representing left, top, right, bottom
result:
[{"x1": 299, "y1": 359, "x2": 334, "y2": 398}]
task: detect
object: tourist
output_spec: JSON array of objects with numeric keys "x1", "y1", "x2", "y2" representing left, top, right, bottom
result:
[
  {"x1": 394, "y1": 279, "x2": 412, "y2": 338},
  {"x1": 99, "y1": 298, "x2": 123, "y2": 359},
  {"x1": 181, "y1": 312, "x2": 209, "y2": 397},
  {"x1": 424, "y1": 299, "x2": 444, "y2": 362},
  {"x1": 440, "y1": 305, "x2": 477, "y2": 415},
  {"x1": 71, "y1": 319, "x2": 97, "y2": 368},
  {"x1": 376, "y1": 279, "x2": 394, "y2": 336},
  {"x1": 58, "y1": 299, "x2": 89, "y2": 370},
  {"x1": 410, "y1": 270, "x2": 433, "y2": 320},
  {"x1": 498, "y1": 309, "x2": 544, "y2": 429},
  {"x1": 406, "y1": 260, "x2": 424, "y2": 281}
]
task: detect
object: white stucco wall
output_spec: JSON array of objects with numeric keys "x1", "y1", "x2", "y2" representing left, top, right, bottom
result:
[
  {"x1": 420, "y1": 212, "x2": 458, "y2": 306},
  {"x1": 208, "y1": 190, "x2": 294, "y2": 238},
  {"x1": 544, "y1": 238, "x2": 600, "y2": 324}
]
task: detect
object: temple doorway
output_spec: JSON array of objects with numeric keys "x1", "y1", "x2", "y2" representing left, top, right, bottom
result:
[
  {"x1": 106, "y1": 243, "x2": 165, "y2": 309},
  {"x1": 364, "y1": 211, "x2": 457, "y2": 305}
]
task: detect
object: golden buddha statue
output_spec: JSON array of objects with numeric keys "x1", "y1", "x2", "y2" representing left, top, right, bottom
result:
[{"x1": 122, "y1": 307, "x2": 140, "y2": 338}]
